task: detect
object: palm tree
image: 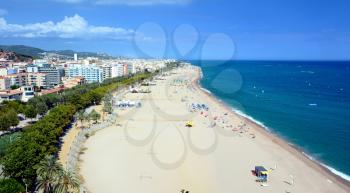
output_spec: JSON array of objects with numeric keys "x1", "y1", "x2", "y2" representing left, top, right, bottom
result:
[
  {"x1": 54, "y1": 168, "x2": 80, "y2": 193},
  {"x1": 89, "y1": 109, "x2": 101, "y2": 124},
  {"x1": 86, "y1": 112, "x2": 92, "y2": 128},
  {"x1": 36, "y1": 155, "x2": 61, "y2": 193},
  {"x1": 76, "y1": 110, "x2": 86, "y2": 128}
]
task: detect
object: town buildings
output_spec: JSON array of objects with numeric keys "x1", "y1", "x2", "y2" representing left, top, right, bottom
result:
[{"x1": 0, "y1": 49, "x2": 172, "y2": 102}]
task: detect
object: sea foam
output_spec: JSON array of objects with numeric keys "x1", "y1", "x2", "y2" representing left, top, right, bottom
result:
[
  {"x1": 301, "y1": 152, "x2": 350, "y2": 181},
  {"x1": 230, "y1": 108, "x2": 271, "y2": 132},
  {"x1": 200, "y1": 87, "x2": 212, "y2": 94}
]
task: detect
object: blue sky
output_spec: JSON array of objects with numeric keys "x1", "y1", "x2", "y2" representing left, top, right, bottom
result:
[{"x1": 0, "y1": 0, "x2": 349, "y2": 60}]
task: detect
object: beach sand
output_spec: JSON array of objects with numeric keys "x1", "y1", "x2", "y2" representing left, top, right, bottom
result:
[{"x1": 79, "y1": 66, "x2": 350, "y2": 193}]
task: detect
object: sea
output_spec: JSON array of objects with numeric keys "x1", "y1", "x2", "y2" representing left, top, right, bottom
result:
[{"x1": 190, "y1": 60, "x2": 350, "y2": 181}]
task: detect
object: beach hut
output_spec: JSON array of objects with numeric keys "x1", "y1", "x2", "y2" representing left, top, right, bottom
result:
[{"x1": 255, "y1": 166, "x2": 268, "y2": 182}]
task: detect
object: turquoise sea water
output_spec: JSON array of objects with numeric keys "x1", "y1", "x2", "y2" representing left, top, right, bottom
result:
[{"x1": 191, "y1": 60, "x2": 350, "y2": 180}]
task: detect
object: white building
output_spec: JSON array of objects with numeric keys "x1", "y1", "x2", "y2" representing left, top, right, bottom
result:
[
  {"x1": 111, "y1": 63, "x2": 126, "y2": 78},
  {"x1": 74, "y1": 53, "x2": 78, "y2": 61},
  {"x1": 33, "y1": 59, "x2": 49, "y2": 65},
  {"x1": 20, "y1": 85, "x2": 35, "y2": 102}
]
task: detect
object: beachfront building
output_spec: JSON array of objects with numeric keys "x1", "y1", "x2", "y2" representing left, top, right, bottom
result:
[
  {"x1": 66, "y1": 64, "x2": 103, "y2": 83},
  {"x1": 111, "y1": 63, "x2": 127, "y2": 78}
]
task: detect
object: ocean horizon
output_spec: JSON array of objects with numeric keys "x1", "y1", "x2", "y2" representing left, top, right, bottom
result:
[{"x1": 191, "y1": 60, "x2": 350, "y2": 181}]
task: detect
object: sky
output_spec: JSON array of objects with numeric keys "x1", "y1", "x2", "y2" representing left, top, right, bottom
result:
[{"x1": 0, "y1": 0, "x2": 349, "y2": 60}]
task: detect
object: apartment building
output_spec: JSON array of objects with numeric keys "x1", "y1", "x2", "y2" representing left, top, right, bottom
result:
[
  {"x1": 27, "y1": 64, "x2": 61, "y2": 88},
  {"x1": 102, "y1": 65, "x2": 112, "y2": 80},
  {"x1": 4, "y1": 73, "x2": 47, "y2": 88},
  {"x1": 26, "y1": 73, "x2": 47, "y2": 88},
  {"x1": 6, "y1": 73, "x2": 27, "y2": 87},
  {"x1": 38, "y1": 66, "x2": 61, "y2": 87},
  {"x1": 111, "y1": 63, "x2": 125, "y2": 78},
  {"x1": 66, "y1": 64, "x2": 103, "y2": 83}
]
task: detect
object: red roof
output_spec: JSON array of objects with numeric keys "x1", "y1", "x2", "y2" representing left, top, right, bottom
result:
[{"x1": 41, "y1": 87, "x2": 65, "y2": 95}]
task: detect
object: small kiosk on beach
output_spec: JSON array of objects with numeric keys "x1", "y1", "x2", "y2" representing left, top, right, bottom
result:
[{"x1": 255, "y1": 166, "x2": 268, "y2": 182}]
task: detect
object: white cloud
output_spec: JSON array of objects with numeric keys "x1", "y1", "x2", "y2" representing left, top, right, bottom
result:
[
  {"x1": 0, "y1": 14, "x2": 135, "y2": 40},
  {"x1": 54, "y1": 0, "x2": 192, "y2": 5},
  {"x1": 0, "y1": 9, "x2": 7, "y2": 16}
]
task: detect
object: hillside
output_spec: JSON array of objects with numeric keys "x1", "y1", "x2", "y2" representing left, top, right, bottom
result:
[
  {"x1": 0, "y1": 45, "x2": 44, "y2": 57},
  {"x1": 0, "y1": 45, "x2": 115, "y2": 59}
]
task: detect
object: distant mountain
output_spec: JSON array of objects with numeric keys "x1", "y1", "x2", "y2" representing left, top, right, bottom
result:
[
  {"x1": 50, "y1": 49, "x2": 112, "y2": 58},
  {"x1": 0, "y1": 45, "x2": 45, "y2": 57},
  {"x1": 0, "y1": 45, "x2": 115, "y2": 59}
]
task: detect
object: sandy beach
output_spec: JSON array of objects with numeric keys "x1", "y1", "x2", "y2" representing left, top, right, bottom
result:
[{"x1": 79, "y1": 65, "x2": 350, "y2": 193}]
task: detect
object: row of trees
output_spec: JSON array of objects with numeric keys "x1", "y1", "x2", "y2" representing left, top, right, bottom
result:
[
  {"x1": 1, "y1": 104, "x2": 77, "y2": 188},
  {"x1": 0, "y1": 71, "x2": 156, "y2": 192}
]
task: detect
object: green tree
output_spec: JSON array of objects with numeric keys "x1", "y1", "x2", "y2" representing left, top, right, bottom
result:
[
  {"x1": 7, "y1": 109, "x2": 19, "y2": 128},
  {"x1": 36, "y1": 155, "x2": 61, "y2": 193},
  {"x1": 24, "y1": 105, "x2": 37, "y2": 121},
  {"x1": 2, "y1": 100, "x2": 24, "y2": 113},
  {"x1": 0, "y1": 114, "x2": 11, "y2": 131},
  {"x1": 0, "y1": 178, "x2": 25, "y2": 193},
  {"x1": 76, "y1": 110, "x2": 87, "y2": 128},
  {"x1": 54, "y1": 168, "x2": 80, "y2": 193},
  {"x1": 0, "y1": 110, "x2": 19, "y2": 131},
  {"x1": 36, "y1": 101, "x2": 48, "y2": 116},
  {"x1": 28, "y1": 98, "x2": 48, "y2": 116},
  {"x1": 89, "y1": 109, "x2": 101, "y2": 124},
  {"x1": 102, "y1": 93, "x2": 113, "y2": 115},
  {"x1": 10, "y1": 85, "x2": 20, "y2": 90},
  {"x1": 0, "y1": 132, "x2": 22, "y2": 158}
]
